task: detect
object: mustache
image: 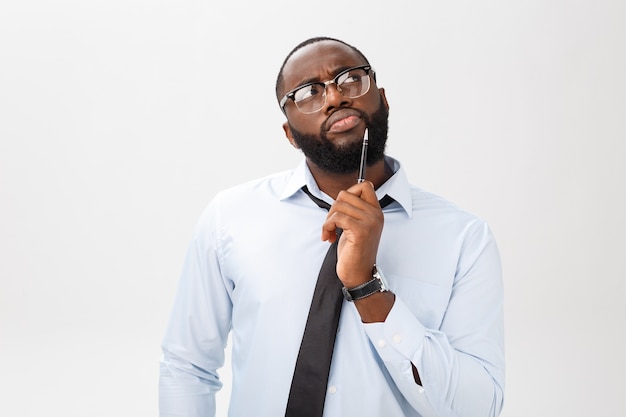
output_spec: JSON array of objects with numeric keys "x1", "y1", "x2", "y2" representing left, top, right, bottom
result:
[{"x1": 321, "y1": 108, "x2": 370, "y2": 138}]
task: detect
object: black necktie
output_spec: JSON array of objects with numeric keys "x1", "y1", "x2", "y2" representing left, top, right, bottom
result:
[{"x1": 285, "y1": 186, "x2": 393, "y2": 417}]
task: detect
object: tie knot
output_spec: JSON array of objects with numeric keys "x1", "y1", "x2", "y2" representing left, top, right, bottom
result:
[{"x1": 301, "y1": 185, "x2": 395, "y2": 211}]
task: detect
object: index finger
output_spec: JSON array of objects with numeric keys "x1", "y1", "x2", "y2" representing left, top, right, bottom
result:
[{"x1": 344, "y1": 180, "x2": 380, "y2": 208}]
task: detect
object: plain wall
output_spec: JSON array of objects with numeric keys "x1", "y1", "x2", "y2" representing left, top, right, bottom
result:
[{"x1": 1, "y1": 1, "x2": 625, "y2": 416}]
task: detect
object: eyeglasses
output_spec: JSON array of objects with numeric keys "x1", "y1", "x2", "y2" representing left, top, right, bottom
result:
[{"x1": 279, "y1": 65, "x2": 373, "y2": 114}]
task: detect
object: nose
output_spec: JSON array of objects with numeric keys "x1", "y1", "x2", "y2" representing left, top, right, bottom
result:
[{"x1": 323, "y1": 82, "x2": 351, "y2": 113}]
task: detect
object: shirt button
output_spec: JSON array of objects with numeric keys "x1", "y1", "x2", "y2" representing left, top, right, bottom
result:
[
  {"x1": 328, "y1": 386, "x2": 337, "y2": 394},
  {"x1": 377, "y1": 339, "x2": 386, "y2": 348},
  {"x1": 418, "y1": 387, "x2": 425, "y2": 394},
  {"x1": 393, "y1": 333, "x2": 403, "y2": 344}
]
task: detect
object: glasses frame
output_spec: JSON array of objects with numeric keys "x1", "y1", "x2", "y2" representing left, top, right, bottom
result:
[{"x1": 279, "y1": 65, "x2": 374, "y2": 114}]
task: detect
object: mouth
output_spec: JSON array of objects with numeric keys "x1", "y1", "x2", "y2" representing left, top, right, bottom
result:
[{"x1": 325, "y1": 109, "x2": 363, "y2": 133}]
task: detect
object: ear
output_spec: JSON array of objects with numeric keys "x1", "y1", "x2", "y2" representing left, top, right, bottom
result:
[
  {"x1": 282, "y1": 122, "x2": 300, "y2": 149},
  {"x1": 378, "y1": 87, "x2": 390, "y2": 111}
]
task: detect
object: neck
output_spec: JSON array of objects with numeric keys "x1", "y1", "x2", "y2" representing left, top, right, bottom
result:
[{"x1": 307, "y1": 158, "x2": 392, "y2": 200}]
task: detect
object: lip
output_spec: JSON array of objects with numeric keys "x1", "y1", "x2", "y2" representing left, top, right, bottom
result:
[{"x1": 325, "y1": 109, "x2": 362, "y2": 133}]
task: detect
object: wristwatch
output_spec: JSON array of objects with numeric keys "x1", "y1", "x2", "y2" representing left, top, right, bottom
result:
[{"x1": 342, "y1": 265, "x2": 388, "y2": 302}]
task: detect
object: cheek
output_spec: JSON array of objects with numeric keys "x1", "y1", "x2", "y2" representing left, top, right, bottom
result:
[
  {"x1": 364, "y1": 90, "x2": 384, "y2": 110},
  {"x1": 288, "y1": 114, "x2": 325, "y2": 135}
]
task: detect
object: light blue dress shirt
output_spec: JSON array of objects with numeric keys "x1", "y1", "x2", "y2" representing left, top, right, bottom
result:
[{"x1": 160, "y1": 157, "x2": 505, "y2": 417}]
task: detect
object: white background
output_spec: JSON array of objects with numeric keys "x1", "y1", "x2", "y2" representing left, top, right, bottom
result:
[{"x1": 1, "y1": 1, "x2": 625, "y2": 416}]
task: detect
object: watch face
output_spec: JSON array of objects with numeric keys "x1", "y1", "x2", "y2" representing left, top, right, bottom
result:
[{"x1": 373, "y1": 265, "x2": 387, "y2": 291}]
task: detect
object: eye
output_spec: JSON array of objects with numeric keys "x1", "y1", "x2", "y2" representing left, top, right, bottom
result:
[
  {"x1": 342, "y1": 74, "x2": 361, "y2": 84},
  {"x1": 337, "y1": 69, "x2": 365, "y2": 86},
  {"x1": 294, "y1": 83, "x2": 324, "y2": 102}
]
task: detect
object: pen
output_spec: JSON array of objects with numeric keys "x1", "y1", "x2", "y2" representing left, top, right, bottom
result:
[{"x1": 357, "y1": 128, "x2": 368, "y2": 183}]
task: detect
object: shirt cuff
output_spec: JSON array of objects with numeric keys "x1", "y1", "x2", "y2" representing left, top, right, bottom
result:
[
  {"x1": 363, "y1": 296, "x2": 427, "y2": 363},
  {"x1": 363, "y1": 297, "x2": 441, "y2": 413}
]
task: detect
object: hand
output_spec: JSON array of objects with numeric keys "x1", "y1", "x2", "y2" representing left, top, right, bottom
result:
[{"x1": 321, "y1": 181, "x2": 384, "y2": 288}]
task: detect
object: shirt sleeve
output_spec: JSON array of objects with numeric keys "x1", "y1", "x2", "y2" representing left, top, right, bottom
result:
[
  {"x1": 364, "y1": 221, "x2": 505, "y2": 417},
  {"x1": 159, "y1": 200, "x2": 232, "y2": 417}
]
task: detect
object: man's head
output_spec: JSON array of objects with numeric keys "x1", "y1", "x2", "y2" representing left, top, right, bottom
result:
[{"x1": 276, "y1": 37, "x2": 390, "y2": 175}]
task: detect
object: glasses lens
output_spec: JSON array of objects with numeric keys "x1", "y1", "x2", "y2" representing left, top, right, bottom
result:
[
  {"x1": 292, "y1": 84, "x2": 325, "y2": 114},
  {"x1": 337, "y1": 68, "x2": 370, "y2": 98}
]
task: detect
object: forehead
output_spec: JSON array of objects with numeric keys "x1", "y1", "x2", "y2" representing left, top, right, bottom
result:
[{"x1": 282, "y1": 41, "x2": 366, "y2": 90}]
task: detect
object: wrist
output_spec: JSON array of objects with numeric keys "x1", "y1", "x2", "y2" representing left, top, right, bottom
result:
[{"x1": 342, "y1": 265, "x2": 387, "y2": 302}]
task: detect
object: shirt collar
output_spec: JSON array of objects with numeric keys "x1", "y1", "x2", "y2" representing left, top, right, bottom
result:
[{"x1": 280, "y1": 156, "x2": 413, "y2": 217}]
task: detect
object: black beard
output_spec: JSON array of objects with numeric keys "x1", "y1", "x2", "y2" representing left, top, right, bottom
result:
[{"x1": 288, "y1": 99, "x2": 389, "y2": 175}]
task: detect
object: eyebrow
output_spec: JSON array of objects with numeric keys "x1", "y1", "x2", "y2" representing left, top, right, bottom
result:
[{"x1": 290, "y1": 65, "x2": 354, "y2": 91}]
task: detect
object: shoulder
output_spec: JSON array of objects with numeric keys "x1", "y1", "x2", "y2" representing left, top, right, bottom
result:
[
  {"x1": 406, "y1": 184, "x2": 491, "y2": 239},
  {"x1": 194, "y1": 170, "x2": 295, "y2": 225},
  {"x1": 212, "y1": 169, "x2": 294, "y2": 206},
  {"x1": 411, "y1": 185, "x2": 479, "y2": 218},
  {"x1": 190, "y1": 170, "x2": 295, "y2": 238}
]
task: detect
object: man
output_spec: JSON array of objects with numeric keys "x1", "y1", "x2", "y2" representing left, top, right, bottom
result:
[{"x1": 160, "y1": 37, "x2": 505, "y2": 417}]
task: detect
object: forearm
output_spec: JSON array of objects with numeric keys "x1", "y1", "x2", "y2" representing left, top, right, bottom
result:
[
  {"x1": 353, "y1": 289, "x2": 394, "y2": 323},
  {"x1": 363, "y1": 299, "x2": 504, "y2": 417}
]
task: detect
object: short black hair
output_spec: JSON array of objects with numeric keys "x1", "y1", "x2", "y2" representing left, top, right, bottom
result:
[{"x1": 275, "y1": 36, "x2": 372, "y2": 102}]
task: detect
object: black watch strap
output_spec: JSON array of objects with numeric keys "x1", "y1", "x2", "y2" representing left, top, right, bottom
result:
[{"x1": 341, "y1": 266, "x2": 386, "y2": 301}]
